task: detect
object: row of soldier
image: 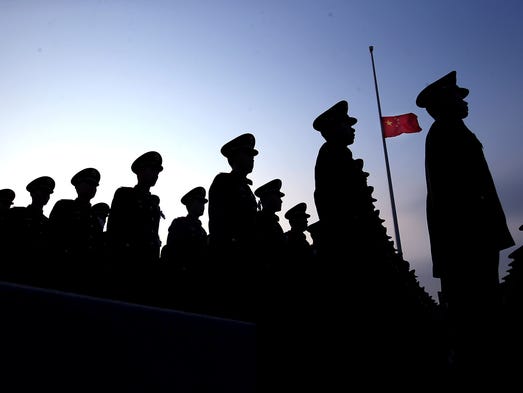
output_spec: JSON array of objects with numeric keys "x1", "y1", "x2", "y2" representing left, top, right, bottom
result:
[{"x1": 0, "y1": 143, "x2": 324, "y2": 320}]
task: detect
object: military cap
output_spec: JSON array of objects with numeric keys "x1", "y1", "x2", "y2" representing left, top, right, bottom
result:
[
  {"x1": 71, "y1": 168, "x2": 101, "y2": 186},
  {"x1": 0, "y1": 188, "x2": 15, "y2": 203},
  {"x1": 416, "y1": 71, "x2": 469, "y2": 108},
  {"x1": 181, "y1": 186, "x2": 208, "y2": 205},
  {"x1": 284, "y1": 202, "x2": 310, "y2": 220},
  {"x1": 313, "y1": 100, "x2": 357, "y2": 132},
  {"x1": 255, "y1": 179, "x2": 285, "y2": 198},
  {"x1": 26, "y1": 176, "x2": 55, "y2": 194},
  {"x1": 220, "y1": 133, "x2": 259, "y2": 158},
  {"x1": 131, "y1": 151, "x2": 164, "y2": 174},
  {"x1": 92, "y1": 202, "x2": 110, "y2": 217}
]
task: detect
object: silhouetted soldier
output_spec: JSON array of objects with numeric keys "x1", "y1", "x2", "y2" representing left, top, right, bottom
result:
[
  {"x1": 161, "y1": 186, "x2": 209, "y2": 312},
  {"x1": 313, "y1": 101, "x2": 398, "y2": 315},
  {"x1": 207, "y1": 133, "x2": 258, "y2": 321},
  {"x1": 417, "y1": 71, "x2": 515, "y2": 378},
  {"x1": 283, "y1": 203, "x2": 315, "y2": 349},
  {"x1": 4, "y1": 176, "x2": 55, "y2": 286},
  {"x1": 253, "y1": 178, "x2": 289, "y2": 389},
  {"x1": 312, "y1": 101, "x2": 370, "y2": 387},
  {"x1": 313, "y1": 101, "x2": 392, "y2": 263},
  {"x1": 253, "y1": 178, "x2": 287, "y2": 318},
  {"x1": 253, "y1": 179, "x2": 286, "y2": 270},
  {"x1": 310, "y1": 100, "x2": 442, "y2": 385},
  {"x1": 284, "y1": 202, "x2": 314, "y2": 264},
  {"x1": 208, "y1": 133, "x2": 258, "y2": 257},
  {"x1": 106, "y1": 151, "x2": 164, "y2": 305},
  {"x1": 48, "y1": 168, "x2": 104, "y2": 293},
  {"x1": 257, "y1": 195, "x2": 314, "y2": 389}
]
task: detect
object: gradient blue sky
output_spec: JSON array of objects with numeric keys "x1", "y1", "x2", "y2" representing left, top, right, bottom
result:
[{"x1": 1, "y1": 0, "x2": 522, "y2": 301}]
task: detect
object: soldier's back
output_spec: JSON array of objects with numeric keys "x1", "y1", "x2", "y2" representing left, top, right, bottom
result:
[
  {"x1": 107, "y1": 186, "x2": 161, "y2": 255},
  {"x1": 106, "y1": 186, "x2": 162, "y2": 305},
  {"x1": 208, "y1": 172, "x2": 256, "y2": 253},
  {"x1": 4, "y1": 206, "x2": 51, "y2": 286}
]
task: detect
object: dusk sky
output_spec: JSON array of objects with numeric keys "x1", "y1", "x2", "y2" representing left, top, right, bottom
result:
[{"x1": 1, "y1": 0, "x2": 522, "y2": 301}]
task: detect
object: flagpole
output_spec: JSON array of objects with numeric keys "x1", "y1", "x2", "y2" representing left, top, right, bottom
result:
[{"x1": 369, "y1": 45, "x2": 403, "y2": 258}]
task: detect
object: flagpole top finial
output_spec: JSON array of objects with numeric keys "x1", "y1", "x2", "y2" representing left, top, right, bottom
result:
[{"x1": 369, "y1": 45, "x2": 374, "y2": 52}]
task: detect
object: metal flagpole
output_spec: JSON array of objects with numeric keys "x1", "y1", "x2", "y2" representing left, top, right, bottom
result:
[{"x1": 368, "y1": 45, "x2": 403, "y2": 258}]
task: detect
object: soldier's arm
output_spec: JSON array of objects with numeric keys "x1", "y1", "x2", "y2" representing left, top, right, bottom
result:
[{"x1": 106, "y1": 188, "x2": 132, "y2": 237}]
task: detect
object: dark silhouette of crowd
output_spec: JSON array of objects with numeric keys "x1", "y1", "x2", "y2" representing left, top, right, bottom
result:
[{"x1": 0, "y1": 70, "x2": 521, "y2": 388}]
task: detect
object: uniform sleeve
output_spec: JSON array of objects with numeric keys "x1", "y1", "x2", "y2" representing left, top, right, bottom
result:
[{"x1": 106, "y1": 188, "x2": 132, "y2": 241}]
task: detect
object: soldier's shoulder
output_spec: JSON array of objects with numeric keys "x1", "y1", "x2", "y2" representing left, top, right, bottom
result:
[
  {"x1": 211, "y1": 172, "x2": 230, "y2": 183},
  {"x1": 52, "y1": 199, "x2": 76, "y2": 209},
  {"x1": 211, "y1": 172, "x2": 238, "y2": 189},
  {"x1": 113, "y1": 186, "x2": 135, "y2": 198},
  {"x1": 49, "y1": 199, "x2": 75, "y2": 217},
  {"x1": 8, "y1": 206, "x2": 27, "y2": 216},
  {"x1": 7, "y1": 207, "x2": 32, "y2": 224},
  {"x1": 115, "y1": 186, "x2": 134, "y2": 194},
  {"x1": 168, "y1": 216, "x2": 188, "y2": 231},
  {"x1": 150, "y1": 194, "x2": 160, "y2": 204}
]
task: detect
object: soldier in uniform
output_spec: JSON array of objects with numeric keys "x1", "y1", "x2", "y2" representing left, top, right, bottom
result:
[
  {"x1": 313, "y1": 100, "x2": 392, "y2": 262},
  {"x1": 284, "y1": 202, "x2": 313, "y2": 264},
  {"x1": 253, "y1": 179, "x2": 289, "y2": 388},
  {"x1": 310, "y1": 100, "x2": 436, "y2": 385},
  {"x1": 161, "y1": 186, "x2": 209, "y2": 311},
  {"x1": 48, "y1": 168, "x2": 104, "y2": 294},
  {"x1": 253, "y1": 179, "x2": 287, "y2": 311},
  {"x1": 208, "y1": 133, "x2": 258, "y2": 257},
  {"x1": 207, "y1": 133, "x2": 258, "y2": 320},
  {"x1": 417, "y1": 71, "x2": 515, "y2": 377},
  {"x1": 4, "y1": 176, "x2": 55, "y2": 286},
  {"x1": 106, "y1": 151, "x2": 164, "y2": 305},
  {"x1": 254, "y1": 179, "x2": 286, "y2": 270}
]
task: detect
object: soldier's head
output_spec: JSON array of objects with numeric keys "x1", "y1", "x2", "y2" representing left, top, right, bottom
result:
[
  {"x1": 221, "y1": 133, "x2": 258, "y2": 176},
  {"x1": 284, "y1": 202, "x2": 310, "y2": 232},
  {"x1": 181, "y1": 186, "x2": 208, "y2": 218},
  {"x1": 416, "y1": 71, "x2": 469, "y2": 120},
  {"x1": 313, "y1": 100, "x2": 357, "y2": 146},
  {"x1": 132, "y1": 151, "x2": 164, "y2": 188},
  {"x1": 255, "y1": 179, "x2": 285, "y2": 213},
  {"x1": 26, "y1": 176, "x2": 55, "y2": 208},
  {"x1": 71, "y1": 168, "x2": 100, "y2": 202},
  {"x1": 0, "y1": 188, "x2": 15, "y2": 211}
]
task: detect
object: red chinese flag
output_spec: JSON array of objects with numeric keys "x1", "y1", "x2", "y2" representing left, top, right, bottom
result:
[{"x1": 381, "y1": 113, "x2": 422, "y2": 138}]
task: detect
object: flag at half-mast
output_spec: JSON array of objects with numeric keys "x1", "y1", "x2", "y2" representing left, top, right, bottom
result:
[{"x1": 381, "y1": 113, "x2": 422, "y2": 138}]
